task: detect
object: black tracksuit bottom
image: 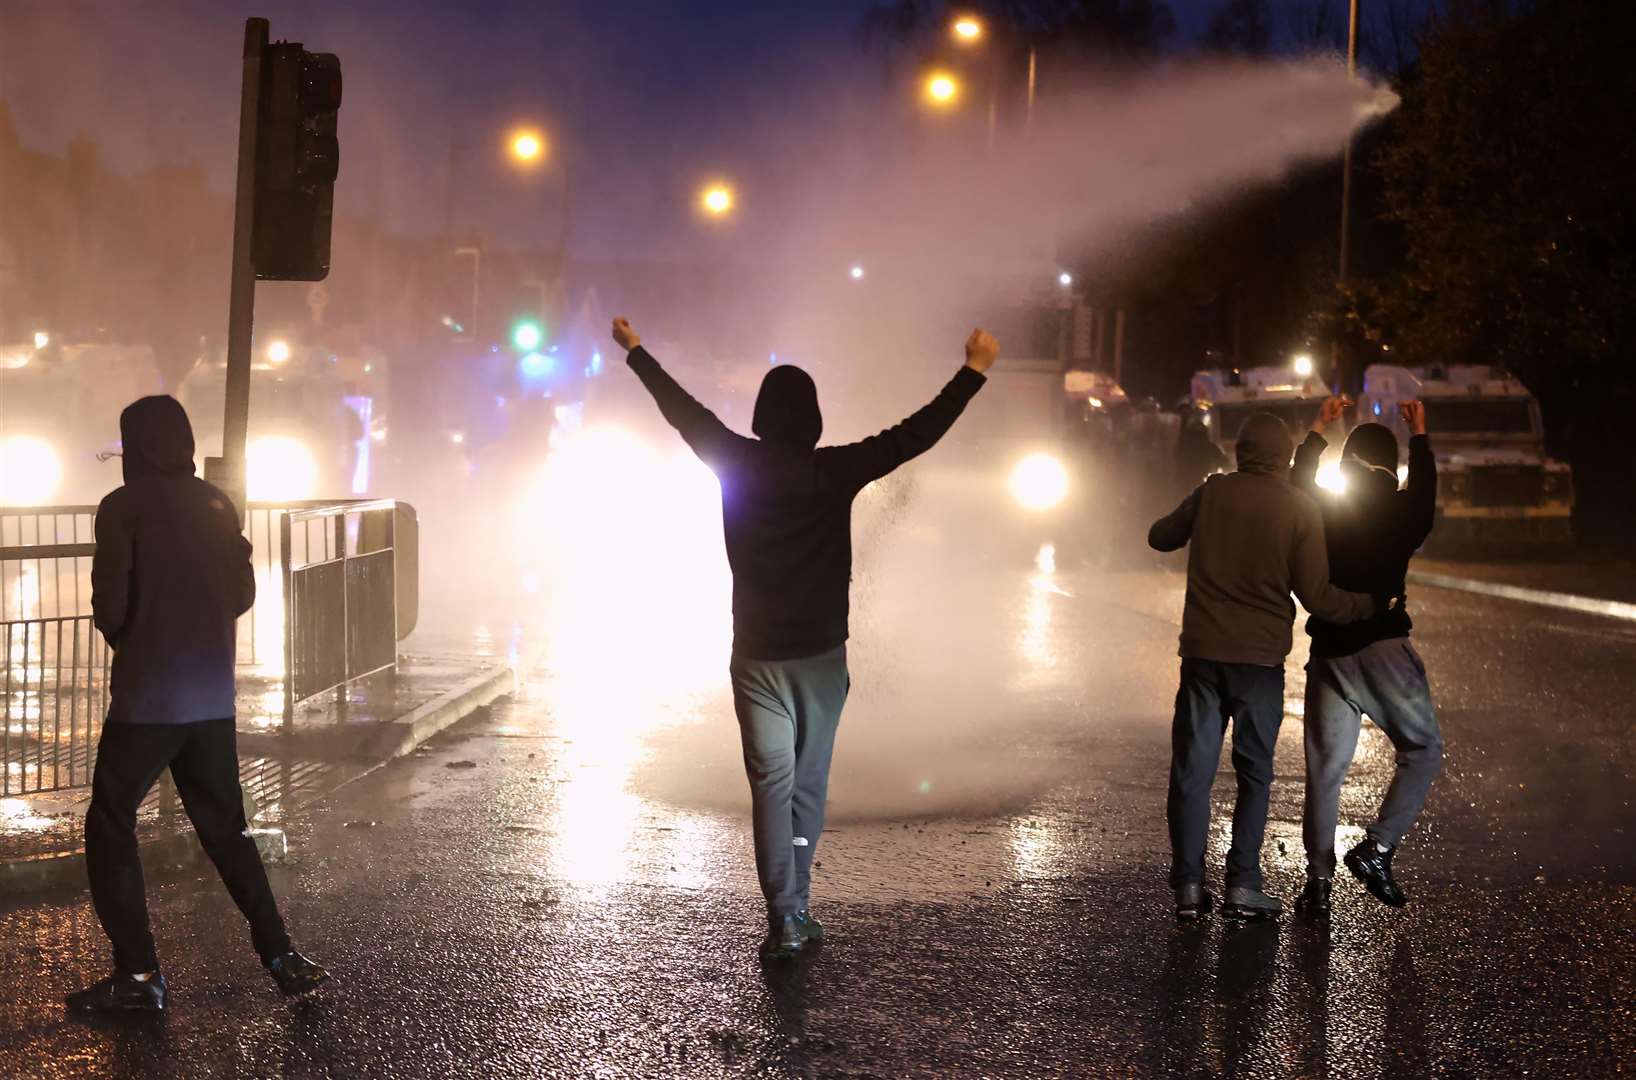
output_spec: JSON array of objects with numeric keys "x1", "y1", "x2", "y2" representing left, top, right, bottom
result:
[{"x1": 85, "y1": 719, "x2": 291, "y2": 974}]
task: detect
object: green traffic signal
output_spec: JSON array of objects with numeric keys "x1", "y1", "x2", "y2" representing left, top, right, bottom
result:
[{"x1": 512, "y1": 320, "x2": 544, "y2": 352}]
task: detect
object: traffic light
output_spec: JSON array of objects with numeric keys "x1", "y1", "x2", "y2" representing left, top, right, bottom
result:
[
  {"x1": 252, "y1": 43, "x2": 341, "y2": 281},
  {"x1": 511, "y1": 319, "x2": 545, "y2": 352}
]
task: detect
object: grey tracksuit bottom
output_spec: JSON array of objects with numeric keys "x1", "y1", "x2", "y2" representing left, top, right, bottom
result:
[
  {"x1": 1303, "y1": 637, "x2": 1444, "y2": 877},
  {"x1": 729, "y1": 645, "x2": 849, "y2": 921}
]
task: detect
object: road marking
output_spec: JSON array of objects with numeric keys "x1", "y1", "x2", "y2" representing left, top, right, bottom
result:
[{"x1": 1409, "y1": 570, "x2": 1636, "y2": 624}]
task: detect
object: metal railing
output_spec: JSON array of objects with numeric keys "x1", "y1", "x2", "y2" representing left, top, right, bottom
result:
[
  {"x1": 281, "y1": 500, "x2": 400, "y2": 724},
  {"x1": 1, "y1": 615, "x2": 111, "y2": 796},
  {"x1": 1, "y1": 499, "x2": 413, "y2": 794},
  {"x1": 0, "y1": 506, "x2": 97, "y2": 626}
]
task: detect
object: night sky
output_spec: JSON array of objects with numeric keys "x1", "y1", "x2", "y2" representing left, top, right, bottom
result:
[{"x1": 2, "y1": 2, "x2": 1234, "y2": 256}]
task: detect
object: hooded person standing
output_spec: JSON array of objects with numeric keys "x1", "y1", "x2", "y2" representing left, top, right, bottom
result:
[
  {"x1": 68, "y1": 396, "x2": 327, "y2": 1013},
  {"x1": 1291, "y1": 398, "x2": 1441, "y2": 916},
  {"x1": 1149, "y1": 412, "x2": 1379, "y2": 922},
  {"x1": 611, "y1": 318, "x2": 995, "y2": 959}
]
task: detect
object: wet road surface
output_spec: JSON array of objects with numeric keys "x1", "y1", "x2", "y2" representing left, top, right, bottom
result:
[{"x1": 2, "y1": 553, "x2": 1633, "y2": 1077}]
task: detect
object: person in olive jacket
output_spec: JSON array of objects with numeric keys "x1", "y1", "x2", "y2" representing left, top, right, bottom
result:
[{"x1": 1150, "y1": 412, "x2": 1377, "y2": 923}]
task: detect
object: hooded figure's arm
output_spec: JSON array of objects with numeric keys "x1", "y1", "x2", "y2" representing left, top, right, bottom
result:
[
  {"x1": 625, "y1": 346, "x2": 740, "y2": 467},
  {"x1": 1148, "y1": 484, "x2": 1203, "y2": 552},
  {"x1": 1290, "y1": 496, "x2": 1377, "y2": 623},
  {"x1": 1291, "y1": 431, "x2": 1326, "y2": 496},
  {"x1": 823, "y1": 366, "x2": 986, "y2": 489},
  {"x1": 1399, "y1": 434, "x2": 1437, "y2": 551},
  {"x1": 91, "y1": 494, "x2": 133, "y2": 645}
]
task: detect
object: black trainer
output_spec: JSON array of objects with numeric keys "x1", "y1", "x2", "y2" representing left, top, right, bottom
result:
[
  {"x1": 760, "y1": 915, "x2": 806, "y2": 961},
  {"x1": 1344, "y1": 839, "x2": 1407, "y2": 907},
  {"x1": 1174, "y1": 883, "x2": 1214, "y2": 922},
  {"x1": 795, "y1": 910, "x2": 824, "y2": 943},
  {"x1": 1222, "y1": 886, "x2": 1283, "y2": 921},
  {"x1": 268, "y1": 951, "x2": 331, "y2": 996},
  {"x1": 66, "y1": 972, "x2": 167, "y2": 1013},
  {"x1": 1295, "y1": 877, "x2": 1333, "y2": 917}
]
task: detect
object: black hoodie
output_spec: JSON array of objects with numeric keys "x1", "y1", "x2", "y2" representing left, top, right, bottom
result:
[
  {"x1": 92, "y1": 396, "x2": 255, "y2": 723},
  {"x1": 1292, "y1": 428, "x2": 1436, "y2": 658},
  {"x1": 626, "y1": 346, "x2": 985, "y2": 660}
]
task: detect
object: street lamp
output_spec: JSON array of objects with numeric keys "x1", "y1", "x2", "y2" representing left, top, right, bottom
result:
[
  {"x1": 952, "y1": 15, "x2": 984, "y2": 43},
  {"x1": 924, "y1": 71, "x2": 961, "y2": 107},
  {"x1": 700, "y1": 183, "x2": 735, "y2": 218},
  {"x1": 849, "y1": 265, "x2": 866, "y2": 281},
  {"x1": 509, "y1": 129, "x2": 547, "y2": 165},
  {"x1": 1057, "y1": 271, "x2": 1074, "y2": 288},
  {"x1": 1293, "y1": 353, "x2": 1315, "y2": 378}
]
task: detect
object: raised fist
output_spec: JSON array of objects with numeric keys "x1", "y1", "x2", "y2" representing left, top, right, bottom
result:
[
  {"x1": 1313, "y1": 394, "x2": 1353, "y2": 435},
  {"x1": 611, "y1": 317, "x2": 641, "y2": 352},
  {"x1": 964, "y1": 328, "x2": 1000, "y2": 373},
  {"x1": 1400, "y1": 400, "x2": 1427, "y2": 436}
]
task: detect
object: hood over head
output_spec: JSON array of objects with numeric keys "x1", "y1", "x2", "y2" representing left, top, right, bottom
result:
[
  {"x1": 1343, "y1": 422, "x2": 1400, "y2": 472},
  {"x1": 1341, "y1": 422, "x2": 1402, "y2": 497},
  {"x1": 1234, "y1": 412, "x2": 1295, "y2": 476},
  {"x1": 752, "y1": 365, "x2": 823, "y2": 449},
  {"x1": 119, "y1": 395, "x2": 197, "y2": 483}
]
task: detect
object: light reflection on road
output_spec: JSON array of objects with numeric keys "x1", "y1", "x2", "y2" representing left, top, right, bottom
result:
[{"x1": 523, "y1": 426, "x2": 733, "y2": 890}]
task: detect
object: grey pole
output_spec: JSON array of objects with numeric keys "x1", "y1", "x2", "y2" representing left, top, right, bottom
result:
[
  {"x1": 1026, "y1": 47, "x2": 1037, "y2": 130},
  {"x1": 1339, "y1": 0, "x2": 1360, "y2": 284},
  {"x1": 213, "y1": 17, "x2": 269, "y2": 517},
  {"x1": 1334, "y1": 0, "x2": 1361, "y2": 390}
]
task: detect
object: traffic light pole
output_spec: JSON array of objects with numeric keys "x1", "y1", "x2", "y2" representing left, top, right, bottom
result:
[{"x1": 210, "y1": 17, "x2": 270, "y2": 517}]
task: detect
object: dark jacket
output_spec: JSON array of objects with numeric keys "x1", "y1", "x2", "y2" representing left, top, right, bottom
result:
[
  {"x1": 1148, "y1": 413, "x2": 1376, "y2": 667},
  {"x1": 627, "y1": 346, "x2": 985, "y2": 660},
  {"x1": 1292, "y1": 430, "x2": 1436, "y2": 658},
  {"x1": 92, "y1": 396, "x2": 254, "y2": 724}
]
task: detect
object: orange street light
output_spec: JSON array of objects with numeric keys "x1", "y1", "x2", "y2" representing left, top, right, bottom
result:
[
  {"x1": 509, "y1": 129, "x2": 547, "y2": 165},
  {"x1": 924, "y1": 71, "x2": 961, "y2": 107},
  {"x1": 700, "y1": 183, "x2": 735, "y2": 218},
  {"x1": 952, "y1": 15, "x2": 985, "y2": 43}
]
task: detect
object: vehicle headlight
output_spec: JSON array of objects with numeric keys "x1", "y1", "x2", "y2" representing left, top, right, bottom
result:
[
  {"x1": 1009, "y1": 453, "x2": 1069, "y2": 511},
  {"x1": 247, "y1": 436, "x2": 319, "y2": 501},
  {"x1": 0, "y1": 436, "x2": 64, "y2": 505},
  {"x1": 1315, "y1": 460, "x2": 1348, "y2": 495}
]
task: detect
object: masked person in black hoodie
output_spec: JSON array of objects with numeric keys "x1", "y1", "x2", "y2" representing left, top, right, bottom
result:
[
  {"x1": 611, "y1": 318, "x2": 995, "y2": 959},
  {"x1": 1149, "y1": 413, "x2": 1379, "y2": 922},
  {"x1": 68, "y1": 397, "x2": 327, "y2": 1013},
  {"x1": 1291, "y1": 397, "x2": 1441, "y2": 914}
]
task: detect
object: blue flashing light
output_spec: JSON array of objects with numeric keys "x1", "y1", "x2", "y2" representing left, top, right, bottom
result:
[
  {"x1": 519, "y1": 351, "x2": 555, "y2": 378},
  {"x1": 769, "y1": 352, "x2": 777, "y2": 366},
  {"x1": 591, "y1": 350, "x2": 603, "y2": 375},
  {"x1": 1373, "y1": 402, "x2": 1381, "y2": 415}
]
